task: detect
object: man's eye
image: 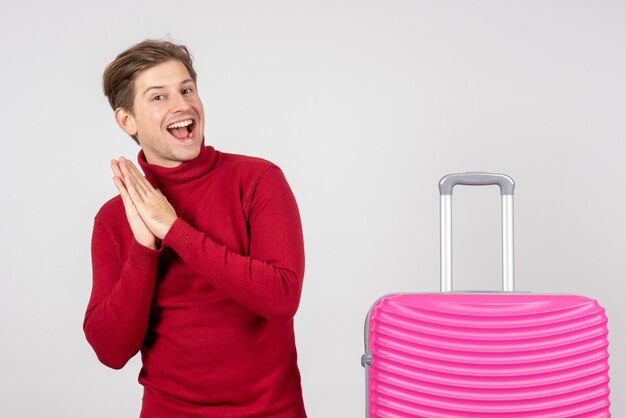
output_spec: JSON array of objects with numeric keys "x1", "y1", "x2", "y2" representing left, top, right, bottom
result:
[
  {"x1": 182, "y1": 88, "x2": 193, "y2": 94},
  {"x1": 152, "y1": 95, "x2": 165, "y2": 101}
]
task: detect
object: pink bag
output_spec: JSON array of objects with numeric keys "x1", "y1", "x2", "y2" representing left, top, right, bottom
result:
[{"x1": 362, "y1": 173, "x2": 610, "y2": 417}]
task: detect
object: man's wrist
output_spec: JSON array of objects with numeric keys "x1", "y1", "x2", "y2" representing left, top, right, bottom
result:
[
  {"x1": 137, "y1": 238, "x2": 161, "y2": 250},
  {"x1": 127, "y1": 238, "x2": 162, "y2": 271},
  {"x1": 159, "y1": 216, "x2": 178, "y2": 241}
]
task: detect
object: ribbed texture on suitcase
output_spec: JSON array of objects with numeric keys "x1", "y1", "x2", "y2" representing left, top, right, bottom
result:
[{"x1": 366, "y1": 294, "x2": 610, "y2": 417}]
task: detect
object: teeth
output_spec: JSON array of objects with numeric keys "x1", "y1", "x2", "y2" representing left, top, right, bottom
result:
[{"x1": 167, "y1": 119, "x2": 193, "y2": 129}]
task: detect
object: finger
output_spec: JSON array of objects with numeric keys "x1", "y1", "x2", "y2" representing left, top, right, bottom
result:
[
  {"x1": 122, "y1": 157, "x2": 144, "y2": 177},
  {"x1": 111, "y1": 160, "x2": 124, "y2": 180},
  {"x1": 112, "y1": 160, "x2": 131, "y2": 205},
  {"x1": 119, "y1": 159, "x2": 151, "y2": 196},
  {"x1": 118, "y1": 160, "x2": 149, "y2": 202},
  {"x1": 112, "y1": 176, "x2": 138, "y2": 215},
  {"x1": 122, "y1": 159, "x2": 155, "y2": 195}
]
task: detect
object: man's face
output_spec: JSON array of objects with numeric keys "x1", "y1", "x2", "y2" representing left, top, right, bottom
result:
[{"x1": 118, "y1": 59, "x2": 205, "y2": 168}]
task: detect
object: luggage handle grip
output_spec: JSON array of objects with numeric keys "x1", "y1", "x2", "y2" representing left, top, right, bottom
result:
[
  {"x1": 439, "y1": 172, "x2": 515, "y2": 293},
  {"x1": 439, "y1": 172, "x2": 515, "y2": 196}
]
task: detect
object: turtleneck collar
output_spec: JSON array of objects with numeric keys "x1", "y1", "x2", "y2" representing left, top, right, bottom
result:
[{"x1": 137, "y1": 140, "x2": 218, "y2": 190}]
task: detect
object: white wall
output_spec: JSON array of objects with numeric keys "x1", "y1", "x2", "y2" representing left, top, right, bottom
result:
[{"x1": 1, "y1": 0, "x2": 624, "y2": 416}]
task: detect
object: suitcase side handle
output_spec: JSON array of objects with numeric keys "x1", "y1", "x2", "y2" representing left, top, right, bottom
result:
[{"x1": 439, "y1": 172, "x2": 515, "y2": 293}]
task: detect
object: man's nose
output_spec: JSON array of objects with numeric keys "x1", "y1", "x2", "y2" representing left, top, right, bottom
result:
[{"x1": 170, "y1": 92, "x2": 192, "y2": 112}]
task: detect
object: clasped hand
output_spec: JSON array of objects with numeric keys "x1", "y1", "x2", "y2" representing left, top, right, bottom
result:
[{"x1": 111, "y1": 157, "x2": 177, "y2": 249}]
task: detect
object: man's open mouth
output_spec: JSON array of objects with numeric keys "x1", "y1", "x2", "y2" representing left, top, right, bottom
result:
[{"x1": 166, "y1": 119, "x2": 195, "y2": 140}]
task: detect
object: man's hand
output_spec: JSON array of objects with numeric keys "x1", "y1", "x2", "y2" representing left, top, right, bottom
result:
[
  {"x1": 112, "y1": 157, "x2": 178, "y2": 244},
  {"x1": 112, "y1": 160, "x2": 160, "y2": 249}
]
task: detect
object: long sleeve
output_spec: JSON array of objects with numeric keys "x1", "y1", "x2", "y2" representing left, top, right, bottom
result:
[
  {"x1": 87, "y1": 147, "x2": 308, "y2": 415},
  {"x1": 161, "y1": 166, "x2": 305, "y2": 323},
  {"x1": 83, "y1": 217, "x2": 161, "y2": 369}
]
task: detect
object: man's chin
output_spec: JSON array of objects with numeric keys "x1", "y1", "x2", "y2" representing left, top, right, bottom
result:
[
  {"x1": 144, "y1": 147, "x2": 201, "y2": 168},
  {"x1": 171, "y1": 144, "x2": 202, "y2": 164},
  {"x1": 140, "y1": 133, "x2": 204, "y2": 167}
]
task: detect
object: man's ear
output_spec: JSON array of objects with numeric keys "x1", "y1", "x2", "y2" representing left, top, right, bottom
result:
[{"x1": 114, "y1": 107, "x2": 138, "y2": 137}]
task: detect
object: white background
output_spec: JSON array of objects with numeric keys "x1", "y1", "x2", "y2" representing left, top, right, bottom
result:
[{"x1": 1, "y1": 0, "x2": 624, "y2": 416}]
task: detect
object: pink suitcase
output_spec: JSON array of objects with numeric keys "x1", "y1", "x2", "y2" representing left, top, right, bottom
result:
[{"x1": 362, "y1": 173, "x2": 610, "y2": 417}]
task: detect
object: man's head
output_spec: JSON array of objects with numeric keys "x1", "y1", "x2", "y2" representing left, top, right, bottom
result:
[{"x1": 103, "y1": 40, "x2": 205, "y2": 167}]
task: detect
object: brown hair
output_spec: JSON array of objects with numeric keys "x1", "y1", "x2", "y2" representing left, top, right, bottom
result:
[{"x1": 102, "y1": 39, "x2": 197, "y2": 143}]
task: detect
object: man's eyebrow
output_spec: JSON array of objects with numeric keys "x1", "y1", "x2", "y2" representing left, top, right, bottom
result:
[
  {"x1": 143, "y1": 85, "x2": 165, "y2": 96},
  {"x1": 143, "y1": 79, "x2": 196, "y2": 96}
]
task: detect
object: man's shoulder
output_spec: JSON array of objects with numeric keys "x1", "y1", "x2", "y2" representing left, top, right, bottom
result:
[
  {"x1": 218, "y1": 150, "x2": 278, "y2": 170},
  {"x1": 94, "y1": 194, "x2": 124, "y2": 225},
  {"x1": 215, "y1": 150, "x2": 280, "y2": 178}
]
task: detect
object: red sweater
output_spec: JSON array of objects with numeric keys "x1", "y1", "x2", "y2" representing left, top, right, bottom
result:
[{"x1": 84, "y1": 144, "x2": 307, "y2": 418}]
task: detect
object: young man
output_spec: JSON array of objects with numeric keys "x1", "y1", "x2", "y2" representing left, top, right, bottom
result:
[{"x1": 83, "y1": 40, "x2": 307, "y2": 418}]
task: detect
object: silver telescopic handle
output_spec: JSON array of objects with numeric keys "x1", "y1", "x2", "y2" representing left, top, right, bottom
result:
[{"x1": 439, "y1": 172, "x2": 515, "y2": 293}]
